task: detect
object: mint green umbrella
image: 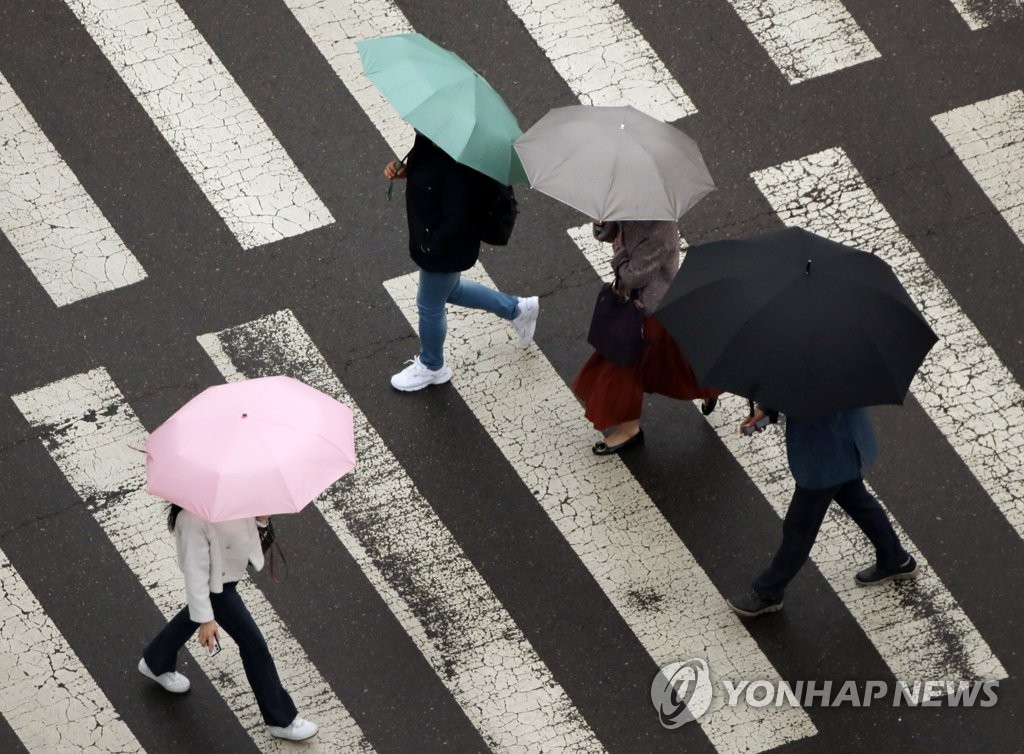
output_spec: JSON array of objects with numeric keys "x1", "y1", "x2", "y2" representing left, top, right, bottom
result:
[{"x1": 357, "y1": 33, "x2": 528, "y2": 186}]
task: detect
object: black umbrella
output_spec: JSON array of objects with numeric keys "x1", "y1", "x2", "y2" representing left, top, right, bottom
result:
[{"x1": 653, "y1": 227, "x2": 938, "y2": 419}]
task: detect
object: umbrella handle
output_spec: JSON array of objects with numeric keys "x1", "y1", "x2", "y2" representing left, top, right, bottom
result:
[{"x1": 386, "y1": 147, "x2": 414, "y2": 200}]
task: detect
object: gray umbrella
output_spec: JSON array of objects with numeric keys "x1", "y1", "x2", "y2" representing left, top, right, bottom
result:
[{"x1": 513, "y1": 104, "x2": 715, "y2": 221}]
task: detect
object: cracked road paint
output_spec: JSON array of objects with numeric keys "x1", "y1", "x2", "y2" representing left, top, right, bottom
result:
[
  {"x1": 571, "y1": 223, "x2": 1005, "y2": 692},
  {"x1": 197, "y1": 310, "x2": 605, "y2": 754},
  {"x1": 0, "y1": 71, "x2": 146, "y2": 306},
  {"x1": 62, "y1": 0, "x2": 334, "y2": 248},
  {"x1": 283, "y1": 0, "x2": 416, "y2": 157},
  {"x1": 932, "y1": 90, "x2": 1024, "y2": 246},
  {"x1": 947, "y1": 0, "x2": 1024, "y2": 30},
  {"x1": 726, "y1": 0, "x2": 879, "y2": 83},
  {"x1": 752, "y1": 147, "x2": 1024, "y2": 545},
  {"x1": 0, "y1": 546, "x2": 142, "y2": 753},
  {"x1": 12, "y1": 369, "x2": 373, "y2": 754},
  {"x1": 503, "y1": 0, "x2": 695, "y2": 121},
  {"x1": 383, "y1": 271, "x2": 816, "y2": 753}
]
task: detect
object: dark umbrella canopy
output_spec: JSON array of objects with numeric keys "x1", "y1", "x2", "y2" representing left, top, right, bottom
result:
[{"x1": 653, "y1": 227, "x2": 938, "y2": 419}]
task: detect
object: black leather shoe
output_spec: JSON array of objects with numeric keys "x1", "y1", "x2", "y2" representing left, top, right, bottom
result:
[
  {"x1": 593, "y1": 428, "x2": 644, "y2": 455},
  {"x1": 700, "y1": 397, "x2": 718, "y2": 416},
  {"x1": 855, "y1": 556, "x2": 918, "y2": 586},
  {"x1": 727, "y1": 590, "x2": 783, "y2": 617}
]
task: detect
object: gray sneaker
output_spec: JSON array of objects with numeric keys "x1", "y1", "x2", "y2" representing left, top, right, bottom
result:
[
  {"x1": 726, "y1": 590, "x2": 783, "y2": 618},
  {"x1": 390, "y1": 356, "x2": 453, "y2": 392},
  {"x1": 511, "y1": 296, "x2": 539, "y2": 347}
]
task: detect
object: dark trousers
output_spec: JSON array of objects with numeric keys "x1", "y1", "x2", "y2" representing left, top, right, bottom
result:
[
  {"x1": 753, "y1": 477, "x2": 909, "y2": 601},
  {"x1": 143, "y1": 582, "x2": 297, "y2": 727}
]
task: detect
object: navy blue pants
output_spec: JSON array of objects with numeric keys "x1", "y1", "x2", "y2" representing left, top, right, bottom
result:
[
  {"x1": 753, "y1": 477, "x2": 909, "y2": 601},
  {"x1": 143, "y1": 581, "x2": 297, "y2": 727}
]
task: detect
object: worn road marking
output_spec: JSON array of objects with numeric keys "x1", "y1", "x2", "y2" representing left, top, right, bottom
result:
[
  {"x1": 502, "y1": 0, "x2": 695, "y2": 121},
  {"x1": 0, "y1": 546, "x2": 142, "y2": 753},
  {"x1": 0, "y1": 70, "x2": 146, "y2": 305},
  {"x1": 932, "y1": 90, "x2": 1024, "y2": 246},
  {"x1": 13, "y1": 369, "x2": 373, "y2": 754},
  {"x1": 724, "y1": 0, "x2": 879, "y2": 83},
  {"x1": 282, "y1": 0, "x2": 416, "y2": 157},
  {"x1": 571, "y1": 222, "x2": 1005, "y2": 691},
  {"x1": 383, "y1": 271, "x2": 816, "y2": 754},
  {"x1": 63, "y1": 0, "x2": 333, "y2": 248},
  {"x1": 197, "y1": 309, "x2": 605, "y2": 754},
  {"x1": 752, "y1": 147, "x2": 1024, "y2": 545},
  {"x1": 946, "y1": 0, "x2": 1024, "y2": 30}
]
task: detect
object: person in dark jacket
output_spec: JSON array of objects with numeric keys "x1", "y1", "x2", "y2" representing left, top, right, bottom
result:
[
  {"x1": 727, "y1": 405, "x2": 917, "y2": 617},
  {"x1": 384, "y1": 132, "x2": 539, "y2": 391}
]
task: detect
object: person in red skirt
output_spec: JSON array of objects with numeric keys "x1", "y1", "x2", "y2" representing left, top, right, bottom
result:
[{"x1": 573, "y1": 220, "x2": 722, "y2": 455}]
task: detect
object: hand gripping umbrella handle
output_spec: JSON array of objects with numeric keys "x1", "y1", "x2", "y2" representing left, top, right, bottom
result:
[{"x1": 386, "y1": 146, "x2": 414, "y2": 201}]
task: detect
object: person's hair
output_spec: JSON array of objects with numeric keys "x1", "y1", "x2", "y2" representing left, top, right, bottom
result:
[{"x1": 167, "y1": 503, "x2": 183, "y2": 532}]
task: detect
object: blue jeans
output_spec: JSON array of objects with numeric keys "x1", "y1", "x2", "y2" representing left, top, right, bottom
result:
[
  {"x1": 752, "y1": 478, "x2": 908, "y2": 601},
  {"x1": 417, "y1": 270, "x2": 519, "y2": 370}
]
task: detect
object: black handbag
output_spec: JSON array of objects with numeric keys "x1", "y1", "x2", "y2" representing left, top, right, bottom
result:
[
  {"x1": 257, "y1": 518, "x2": 288, "y2": 583},
  {"x1": 587, "y1": 281, "x2": 646, "y2": 368}
]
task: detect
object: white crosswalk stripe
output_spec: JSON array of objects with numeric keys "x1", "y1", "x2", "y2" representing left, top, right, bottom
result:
[
  {"x1": 0, "y1": 70, "x2": 146, "y2": 306},
  {"x1": 2, "y1": 0, "x2": 1023, "y2": 750},
  {"x1": 932, "y1": 89, "x2": 1024, "y2": 246},
  {"x1": 724, "y1": 0, "x2": 879, "y2": 82},
  {"x1": 197, "y1": 309, "x2": 606, "y2": 754},
  {"x1": 12, "y1": 369, "x2": 374, "y2": 754},
  {"x1": 751, "y1": 147, "x2": 1024, "y2": 544},
  {"x1": 282, "y1": 0, "x2": 416, "y2": 158},
  {"x1": 61, "y1": 0, "x2": 334, "y2": 249},
  {"x1": 502, "y1": 0, "x2": 695, "y2": 120},
  {"x1": 570, "y1": 223, "x2": 1006, "y2": 693},
  {"x1": 946, "y1": 0, "x2": 1024, "y2": 30},
  {"x1": 383, "y1": 269, "x2": 817, "y2": 754},
  {"x1": 0, "y1": 546, "x2": 143, "y2": 753}
]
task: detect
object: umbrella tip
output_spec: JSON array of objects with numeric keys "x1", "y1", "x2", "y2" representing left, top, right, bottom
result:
[
  {"x1": 805, "y1": 259, "x2": 812, "y2": 275},
  {"x1": 242, "y1": 413, "x2": 248, "y2": 418}
]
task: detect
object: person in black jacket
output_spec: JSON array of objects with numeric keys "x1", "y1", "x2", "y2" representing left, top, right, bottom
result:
[
  {"x1": 727, "y1": 405, "x2": 917, "y2": 618},
  {"x1": 384, "y1": 132, "x2": 539, "y2": 391}
]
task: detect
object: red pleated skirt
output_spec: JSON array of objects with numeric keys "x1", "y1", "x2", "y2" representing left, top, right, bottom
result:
[{"x1": 572, "y1": 316, "x2": 722, "y2": 430}]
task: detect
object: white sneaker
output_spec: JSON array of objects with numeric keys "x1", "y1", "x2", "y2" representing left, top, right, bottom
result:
[
  {"x1": 268, "y1": 716, "x2": 318, "y2": 741},
  {"x1": 390, "y1": 356, "x2": 453, "y2": 391},
  {"x1": 138, "y1": 658, "x2": 190, "y2": 693},
  {"x1": 512, "y1": 296, "x2": 539, "y2": 347}
]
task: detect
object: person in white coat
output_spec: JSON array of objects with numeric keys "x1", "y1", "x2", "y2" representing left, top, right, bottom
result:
[{"x1": 138, "y1": 505, "x2": 317, "y2": 741}]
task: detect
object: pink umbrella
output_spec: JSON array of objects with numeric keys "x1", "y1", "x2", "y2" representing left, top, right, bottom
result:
[{"x1": 146, "y1": 376, "x2": 356, "y2": 522}]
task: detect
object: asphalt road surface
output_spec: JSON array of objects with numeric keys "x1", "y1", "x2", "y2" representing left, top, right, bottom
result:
[{"x1": 1, "y1": 1, "x2": 1023, "y2": 752}]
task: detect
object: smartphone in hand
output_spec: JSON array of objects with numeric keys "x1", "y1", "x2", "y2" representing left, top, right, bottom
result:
[{"x1": 207, "y1": 637, "x2": 222, "y2": 657}]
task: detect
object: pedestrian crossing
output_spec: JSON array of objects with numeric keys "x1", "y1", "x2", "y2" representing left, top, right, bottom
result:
[
  {"x1": 382, "y1": 270, "x2": 815, "y2": 753},
  {"x1": 2, "y1": 0, "x2": 1023, "y2": 751},
  {"x1": 62, "y1": 0, "x2": 334, "y2": 250},
  {"x1": 12, "y1": 370, "x2": 373, "y2": 753},
  {"x1": 197, "y1": 310, "x2": 605, "y2": 753},
  {"x1": 723, "y1": 0, "x2": 880, "y2": 83},
  {"x1": 751, "y1": 148, "x2": 1024, "y2": 546},
  {"x1": 0, "y1": 545, "x2": 142, "y2": 753},
  {"x1": 570, "y1": 224, "x2": 1006, "y2": 690},
  {"x1": 0, "y1": 71, "x2": 146, "y2": 306},
  {"x1": 932, "y1": 90, "x2": 1024, "y2": 246}
]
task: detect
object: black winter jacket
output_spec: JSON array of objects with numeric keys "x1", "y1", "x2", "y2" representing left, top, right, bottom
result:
[{"x1": 404, "y1": 133, "x2": 493, "y2": 272}]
